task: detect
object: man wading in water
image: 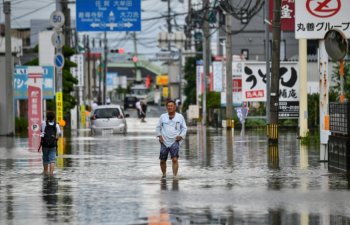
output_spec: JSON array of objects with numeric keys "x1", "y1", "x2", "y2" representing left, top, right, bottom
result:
[{"x1": 156, "y1": 99, "x2": 187, "y2": 180}]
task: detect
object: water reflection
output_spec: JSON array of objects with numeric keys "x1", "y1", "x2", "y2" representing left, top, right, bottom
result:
[
  {"x1": 3, "y1": 130, "x2": 350, "y2": 224},
  {"x1": 268, "y1": 144, "x2": 279, "y2": 170},
  {"x1": 160, "y1": 179, "x2": 179, "y2": 191},
  {"x1": 226, "y1": 129, "x2": 234, "y2": 167},
  {"x1": 42, "y1": 176, "x2": 58, "y2": 222}
]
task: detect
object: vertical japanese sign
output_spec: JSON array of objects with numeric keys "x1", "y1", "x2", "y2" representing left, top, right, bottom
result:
[
  {"x1": 56, "y1": 92, "x2": 63, "y2": 124},
  {"x1": 27, "y1": 67, "x2": 43, "y2": 150},
  {"x1": 81, "y1": 105, "x2": 86, "y2": 129},
  {"x1": 196, "y1": 61, "x2": 204, "y2": 105},
  {"x1": 70, "y1": 54, "x2": 85, "y2": 86},
  {"x1": 212, "y1": 61, "x2": 223, "y2": 92},
  {"x1": 270, "y1": 0, "x2": 295, "y2": 31}
]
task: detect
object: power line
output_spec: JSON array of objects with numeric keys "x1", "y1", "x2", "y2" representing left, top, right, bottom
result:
[{"x1": 11, "y1": 2, "x2": 55, "y2": 21}]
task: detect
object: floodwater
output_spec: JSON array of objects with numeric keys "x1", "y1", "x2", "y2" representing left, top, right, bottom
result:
[{"x1": 1, "y1": 126, "x2": 350, "y2": 225}]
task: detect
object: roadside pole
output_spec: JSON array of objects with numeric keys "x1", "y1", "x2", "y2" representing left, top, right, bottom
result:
[
  {"x1": 103, "y1": 31, "x2": 108, "y2": 104},
  {"x1": 299, "y1": 39, "x2": 308, "y2": 138},
  {"x1": 1, "y1": 0, "x2": 14, "y2": 136},
  {"x1": 51, "y1": 5, "x2": 65, "y2": 129},
  {"x1": 264, "y1": 0, "x2": 270, "y2": 124},
  {"x1": 318, "y1": 40, "x2": 329, "y2": 161},
  {"x1": 268, "y1": 0, "x2": 281, "y2": 143},
  {"x1": 202, "y1": 0, "x2": 210, "y2": 126},
  {"x1": 225, "y1": 12, "x2": 233, "y2": 129}
]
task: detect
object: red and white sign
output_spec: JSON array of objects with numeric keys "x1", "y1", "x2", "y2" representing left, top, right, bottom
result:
[
  {"x1": 295, "y1": 0, "x2": 350, "y2": 39},
  {"x1": 270, "y1": 0, "x2": 295, "y2": 31},
  {"x1": 28, "y1": 67, "x2": 43, "y2": 150},
  {"x1": 220, "y1": 78, "x2": 243, "y2": 106},
  {"x1": 242, "y1": 62, "x2": 299, "y2": 102}
]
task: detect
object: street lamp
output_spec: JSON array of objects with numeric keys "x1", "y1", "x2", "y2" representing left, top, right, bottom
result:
[{"x1": 157, "y1": 31, "x2": 186, "y2": 102}]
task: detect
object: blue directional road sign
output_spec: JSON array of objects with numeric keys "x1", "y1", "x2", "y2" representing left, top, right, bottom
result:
[{"x1": 76, "y1": 0, "x2": 141, "y2": 32}]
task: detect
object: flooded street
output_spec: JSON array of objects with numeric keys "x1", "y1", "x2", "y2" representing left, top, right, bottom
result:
[{"x1": 1, "y1": 124, "x2": 350, "y2": 225}]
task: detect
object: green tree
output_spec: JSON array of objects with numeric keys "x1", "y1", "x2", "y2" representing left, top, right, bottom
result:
[
  {"x1": 182, "y1": 57, "x2": 197, "y2": 112},
  {"x1": 330, "y1": 54, "x2": 350, "y2": 100}
]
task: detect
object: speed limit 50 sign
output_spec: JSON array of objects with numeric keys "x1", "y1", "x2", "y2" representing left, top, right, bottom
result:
[{"x1": 50, "y1": 11, "x2": 65, "y2": 28}]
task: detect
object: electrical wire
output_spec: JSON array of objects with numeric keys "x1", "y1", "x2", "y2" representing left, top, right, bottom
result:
[{"x1": 11, "y1": 2, "x2": 55, "y2": 21}]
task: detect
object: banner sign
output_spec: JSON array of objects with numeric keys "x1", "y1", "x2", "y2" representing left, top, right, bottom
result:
[
  {"x1": 14, "y1": 66, "x2": 55, "y2": 99},
  {"x1": 70, "y1": 54, "x2": 85, "y2": 86},
  {"x1": 270, "y1": 0, "x2": 295, "y2": 31},
  {"x1": 196, "y1": 65, "x2": 204, "y2": 105},
  {"x1": 56, "y1": 92, "x2": 63, "y2": 124},
  {"x1": 107, "y1": 72, "x2": 118, "y2": 92},
  {"x1": 242, "y1": 62, "x2": 299, "y2": 102},
  {"x1": 27, "y1": 67, "x2": 43, "y2": 150}
]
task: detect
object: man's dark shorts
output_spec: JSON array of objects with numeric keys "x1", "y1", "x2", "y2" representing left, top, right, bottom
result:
[{"x1": 159, "y1": 141, "x2": 180, "y2": 161}]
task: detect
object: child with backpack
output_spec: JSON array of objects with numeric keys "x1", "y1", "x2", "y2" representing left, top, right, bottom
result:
[{"x1": 40, "y1": 111, "x2": 61, "y2": 175}]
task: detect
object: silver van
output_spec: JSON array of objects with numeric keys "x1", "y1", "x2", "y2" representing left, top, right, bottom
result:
[{"x1": 90, "y1": 104, "x2": 128, "y2": 135}]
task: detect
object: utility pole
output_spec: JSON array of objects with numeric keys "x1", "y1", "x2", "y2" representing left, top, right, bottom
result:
[
  {"x1": 86, "y1": 35, "x2": 91, "y2": 103},
  {"x1": 225, "y1": 12, "x2": 233, "y2": 129},
  {"x1": 103, "y1": 31, "x2": 108, "y2": 104},
  {"x1": 133, "y1": 32, "x2": 142, "y2": 82},
  {"x1": 92, "y1": 38, "x2": 97, "y2": 102},
  {"x1": 61, "y1": 0, "x2": 70, "y2": 47},
  {"x1": 167, "y1": 0, "x2": 172, "y2": 51},
  {"x1": 265, "y1": 0, "x2": 271, "y2": 123},
  {"x1": 186, "y1": 0, "x2": 192, "y2": 50},
  {"x1": 202, "y1": 0, "x2": 210, "y2": 126},
  {"x1": 268, "y1": 0, "x2": 281, "y2": 142},
  {"x1": 166, "y1": 0, "x2": 172, "y2": 98},
  {"x1": 0, "y1": 0, "x2": 14, "y2": 136},
  {"x1": 98, "y1": 39, "x2": 102, "y2": 103}
]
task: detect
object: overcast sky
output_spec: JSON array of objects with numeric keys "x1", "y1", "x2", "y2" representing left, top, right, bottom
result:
[{"x1": 1, "y1": 0, "x2": 191, "y2": 57}]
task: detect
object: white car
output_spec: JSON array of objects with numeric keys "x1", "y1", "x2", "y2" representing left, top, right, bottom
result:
[{"x1": 90, "y1": 104, "x2": 128, "y2": 135}]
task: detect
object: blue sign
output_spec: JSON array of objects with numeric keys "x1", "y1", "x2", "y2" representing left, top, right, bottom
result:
[
  {"x1": 14, "y1": 66, "x2": 55, "y2": 100},
  {"x1": 54, "y1": 53, "x2": 65, "y2": 69},
  {"x1": 107, "y1": 72, "x2": 118, "y2": 91},
  {"x1": 76, "y1": 0, "x2": 141, "y2": 32}
]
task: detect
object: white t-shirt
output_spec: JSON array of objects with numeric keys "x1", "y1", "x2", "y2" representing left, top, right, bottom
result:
[{"x1": 155, "y1": 112, "x2": 187, "y2": 147}]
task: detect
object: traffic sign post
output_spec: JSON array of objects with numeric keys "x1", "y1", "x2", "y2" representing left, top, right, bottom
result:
[
  {"x1": 295, "y1": 0, "x2": 350, "y2": 161},
  {"x1": 54, "y1": 53, "x2": 65, "y2": 69},
  {"x1": 50, "y1": 11, "x2": 65, "y2": 28},
  {"x1": 50, "y1": 10, "x2": 65, "y2": 130},
  {"x1": 76, "y1": 0, "x2": 141, "y2": 32},
  {"x1": 51, "y1": 31, "x2": 65, "y2": 48}
]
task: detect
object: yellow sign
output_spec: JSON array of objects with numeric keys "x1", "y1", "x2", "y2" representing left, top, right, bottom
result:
[
  {"x1": 162, "y1": 87, "x2": 169, "y2": 98},
  {"x1": 56, "y1": 92, "x2": 63, "y2": 124},
  {"x1": 156, "y1": 75, "x2": 169, "y2": 86},
  {"x1": 56, "y1": 137, "x2": 65, "y2": 168},
  {"x1": 81, "y1": 105, "x2": 86, "y2": 128}
]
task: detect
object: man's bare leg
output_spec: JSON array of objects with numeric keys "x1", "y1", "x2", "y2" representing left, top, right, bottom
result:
[
  {"x1": 160, "y1": 160, "x2": 167, "y2": 178},
  {"x1": 172, "y1": 157, "x2": 178, "y2": 177}
]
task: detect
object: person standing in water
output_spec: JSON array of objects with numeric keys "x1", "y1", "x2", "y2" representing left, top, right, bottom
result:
[{"x1": 156, "y1": 99, "x2": 187, "y2": 180}]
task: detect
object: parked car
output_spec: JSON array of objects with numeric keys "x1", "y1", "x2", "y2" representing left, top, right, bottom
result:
[
  {"x1": 90, "y1": 104, "x2": 128, "y2": 135},
  {"x1": 124, "y1": 96, "x2": 138, "y2": 109}
]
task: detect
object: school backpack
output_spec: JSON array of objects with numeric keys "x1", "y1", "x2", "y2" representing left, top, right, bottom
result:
[{"x1": 41, "y1": 121, "x2": 57, "y2": 148}]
